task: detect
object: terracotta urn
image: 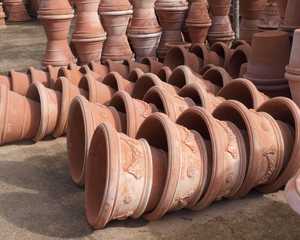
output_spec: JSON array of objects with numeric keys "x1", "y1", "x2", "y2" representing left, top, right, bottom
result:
[
  {"x1": 0, "y1": 85, "x2": 41, "y2": 145},
  {"x1": 99, "y1": 3, "x2": 134, "y2": 62},
  {"x1": 286, "y1": 170, "x2": 300, "y2": 215},
  {"x1": 208, "y1": 0, "x2": 235, "y2": 46},
  {"x1": 127, "y1": 0, "x2": 162, "y2": 61},
  {"x1": 155, "y1": 0, "x2": 189, "y2": 60},
  {"x1": 213, "y1": 99, "x2": 294, "y2": 197},
  {"x1": 281, "y1": 0, "x2": 300, "y2": 34},
  {"x1": 4, "y1": 0, "x2": 30, "y2": 22},
  {"x1": 72, "y1": 0, "x2": 107, "y2": 65},
  {"x1": 177, "y1": 106, "x2": 247, "y2": 208},
  {"x1": 0, "y1": 3, "x2": 6, "y2": 27},
  {"x1": 257, "y1": 1, "x2": 281, "y2": 31},
  {"x1": 38, "y1": 0, "x2": 75, "y2": 66},
  {"x1": 185, "y1": 0, "x2": 211, "y2": 44}
]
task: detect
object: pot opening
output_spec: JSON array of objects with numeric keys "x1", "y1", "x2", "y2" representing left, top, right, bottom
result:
[
  {"x1": 203, "y1": 68, "x2": 225, "y2": 88},
  {"x1": 144, "y1": 88, "x2": 166, "y2": 114},
  {"x1": 211, "y1": 43, "x2": 226, "y2": 59},
  {"x1": 191, "y1": 44, "x2": 206, "y2": 60},
  {"x1": 164, "y1": 47, "x2": 185, "y2": 70},
  {"x1": 132, "y1": 75, "x2": 157, "y2": 99},
  {"x1": 168, "y1": 68, "x2": 188, "y2": 88},
  {"x1": 128, "y1": 69, "x2": 140, "y2": 82},
  {"x1": 109, "y1": 94, "x2": 128, "y2": 133},
  {"x1": 157, "y1": 67, "x2": 170, "y2": 82},
  {"x1": 179, "y1": 85, "x2": 204, "y2": 107},
  {"x1": 228, "y1": 50, "x2": 248, "y2": 78},
  {"x1": 85, "y1": 125, "x2": 108, "y2": 225}
]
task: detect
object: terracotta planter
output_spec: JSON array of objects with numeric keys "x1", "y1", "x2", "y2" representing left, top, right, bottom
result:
[
  {"x1": 167, "y1": 65, "x2": 219, "y2": 94},
  {"x1": 4, "y1": 0, "x2": 30, "y2": 22},
  {"x1": 240, "y1": 0, "x2": 267, "y2": 20},
  {"x1": 0, "y1": 85, "x2": 40, "y2": 145},
  {"x1": 86, "y1": 122, "x2": 166, "y2": 228},
  {"x1": 190, "y1": 44, "x2": 223, "y2": 68},
  {"x1": 281, "y1": 0, "x2": 300, "y2": 33},
  {"x1": 227, "y1": 43, "x2": 252, "y2": 78},
  {"x1": 72, "y1": 0, "x2": 107, "y2": 64},
  {"x1": 257, "y1": 2, "x2": 281, "y2": 31},
  {"x1": 102, "y1": 72, "x2": 135, "y2": 95},
  {"x1": 88, "y1": 61, "x2": 109, "y2": 79},
  {"x1": 213, "y1": 99, "x2": 294, "y2": 197},
  {"x1": 202, "y1": 65, "x2": 232, "y2": 91},
  {"x1": 185, "y1": 0, "x2": 211, "y2": 44},
  {"x1": 104, "y1": 60, "x2": 130, "y2": 79},
  {"x1": 164, "y1": 46, "x2": 201, "y2": 73},
  {"x1": 127, "y1": 0, "x2": 162, "y2": 61},
  {"x1": 256, "y1": 97, "x2": 300, "y2": 193},
  {"x1": 217, "y1": 78, "x2": 269, "y2": 109},
  {"x1": 124, "y1": 59, "x2": 151, "y2": 73},
  {"x1": 155, "y1": 0, "x2": 189, "y2": 59},
  {"x1": 157, "y1": 66, "x2": 172, "y2": 82},
  {"x1": 0, "y1": 3, "x2": 6, "y2": 27},
  {"x1": 286, "y1": 170, "x2": 300, "y2": 215},
  {"x1": 99, "y1": 0, "x2": 131, "y2": 12},
  {"x1": 29, "y1": 66, "x2": 60, "y2": 89},
  {"x1": 210, "y1": 42, "x2": 233, "y2": 69},
  {"x1": 38, "y1": 0, "x2": 75, "y2": 66},
  {"x1": 57, "y1": 65, "x2": 89, "y2": 87},
  {"x1": 240, "y1": 19, "x2": 260, "y2": 43},
  {"x1": 177, "y1": 106, "x2": 247, "y2": 208},
  {"x1": 132, "y1": 73, "x2": 178, "y2": 99},
  {"x1": 141, "y1": 57, "x2": 164, "y2": 75},
  {"x1": 143, "y1": 86, "x2": 195, "y2": 121},
  {"x1": 244, "y1": 31, "x2": 290, "y2": 87},
  {"x1": 137, "y1": 113, "x2": 208, "y2": 219}
]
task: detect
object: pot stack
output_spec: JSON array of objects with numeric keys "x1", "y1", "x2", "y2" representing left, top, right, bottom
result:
[
  {"x1": 4, "y1": 0, "x2": 31, "y2": 22},
  {"x1": 128, "y1": 0, "x2": 162, "y2": 61}
]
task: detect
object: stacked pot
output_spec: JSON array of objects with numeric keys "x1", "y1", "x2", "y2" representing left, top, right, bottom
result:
[
  {"x1": 71, "y1": 0, "x2": 106, "y2": 65},
  {"x1": 4, "y1": 0, "x2": 31, "y2": 22},
  {"x1": 99, "y1": 0, "x2": 133, "y2": 62},
  {"x1": 128, "y1": 0, "x2": 162, "y2": 61}
]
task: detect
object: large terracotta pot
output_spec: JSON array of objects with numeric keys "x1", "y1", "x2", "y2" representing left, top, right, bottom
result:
[
  {"x1": 38, "y1": 0, "x2": 75, "y2": 66},
  {"x1": 127, "y1": 0, "x2": 162, "y2": 61},
  {"x1": 0, "y1": 85, "x2": 41, "y2": 145},
  {"x1": 4, "y1": 0, "x2": 30, "y2": 22},
  {"x1": 72, "y1": 0, "x2": 107, "y2": 64},
  {"x1": 155, "y1": 0, "x2": 189, "y2": 59}
]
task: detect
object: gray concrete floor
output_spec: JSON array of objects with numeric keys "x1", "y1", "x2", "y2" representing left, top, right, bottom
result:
[{"x1": 0, "y1": 21, "x2": 300, "y2": 240}]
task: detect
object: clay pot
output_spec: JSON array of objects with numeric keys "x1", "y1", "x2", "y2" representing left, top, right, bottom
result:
[
  {"x1": 281, "y1": 0, "x2": 300, "y2": 33},
  {"x1": 185, "y1": 0, "x2": 211, "y2": 44},
  {"x1": 88, "y1": 61, "x2": 109, "y2": 79},
  {"x1": 244, "y1": 31, "x2": 290, "y2": 87},
  {"x1": 38, "y1": 0, "x2": 75, "y2": 66},
  {"x1": 0, "y1": 3, "x2": 6, "y2": 27},
  {"x1": 57, "y1": 65, "x2": 94, "y2": 87},
  {"x1": 29, "y1": 66, "x2": 60, "y2": 89},
  {"x1": 164, "y1": 46, "x2": 201, "y2": 73},
  {"x1": 99, "y1": 0, "x2": 131, "y2": 12},
  {"x1": 127, "y1": 0, "x2": 162, "y2": 61},
  {"x1": 167, "y1": 65, "x2": 219, "y2": 94},
  {"x1": 132, "y1": 73, "x2": 178, "y2": 99},
  {"x1": 86, "y1": 122, "x2": 166, "y2": 228},
  {"x1": 0, "y1": 85, "x2": 41, "y2": 145},
  {"x1": 217, "y1": 78, "x2": 269, "y2": 109},
  {"x1": 213, "y1": 99, "x2": 294, "y2": 197},
  {"x1": 4, "y1": 0, "x2": 30, "y2": 22},
  {"x1": 240, "y1": 19, "x2": 260, "y2": 43},
  {"x1": 275, "y1": 0, "x2": 288, "y2": 20},
  {"x1": 102, "y1": 72, "x2": 135, "y2": 95},
  {"x1": 124, "y1": 59, "x2": 151, "y2": 73},
  {"x1": 157, "y1": 66, "x2": 172, "y2": 82},
  {"x1": 202, "y1": 65, "x2": 232, "y2": 91},
  {"x1": 257, "y1": 2, "x2": 281, "y2": 30},
  {"x1": 72, "y1": 0, "x2": 107, "y2": 64},
  {"x1": 255, "y1": 97, "x2": 300, "y2": 193},
  {"x1": 285, "y1": 29, "x2": 300, "y2": 107},
  {"x1": 285, "y1": 170, "x2": 300, "y2": 215},
  {"x1": 227, "y1": 43, "x2": 252, "y2": 78},
  {"x1": 155, "y1": 0, "x2": 189, "y2": 59},
  {"x1": 100, "y1": 10, "x2": 133, "y2": 62},
  {"x1": 137, "y1": 112, "x2": 208, "y2": 219},
  {"x1": 127, "y1": 68, "x2": 144, "y2": 82},
  {"x1": 143, "y1": 86, "x2": 195, "y2": 121},
  {"x1": 177, "y1": 106, "x2": 247, "y2": 207},
  {"x1": 210, "y1": 42, "x2": 233, "y2": 69},
  {"x1": 67, "y1": 96, "x2": 124, "y2": 185},
  {"x1": 190, "y1": 44, "x2": 223, "y2": 68},
  {"x1": 141, "y1": 57, "x2": 164, "y2": 75},
  {"x1": 240, "y1": 0, "x2": 268, "y2": 20},
  {"x1": 104, "y1": 60, "x2": 130, "y2": 79}
]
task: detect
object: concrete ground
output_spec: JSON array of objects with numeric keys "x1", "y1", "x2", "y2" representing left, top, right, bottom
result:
[{"x1": 0, "y1": 21, "x2": 300, "y2": 240}]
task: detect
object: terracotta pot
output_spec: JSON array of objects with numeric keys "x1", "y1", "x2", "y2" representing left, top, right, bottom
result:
[
  {"x1": 213, "y1": 99, "x2": 293, "y2": 197},
  {"x1": 209, "y1": 0, "x2": 231, "y2": 16},
  {"x1": 72, "y1": 0, "x2": 107, "y2": 64},
  {"x1": 0, "y1": 3, "x2": 6, "y2": 27},
  {"x1": 217, "y1": 78, "x2": 269, "y2": 109},
  {"x1": 4, "y1": 0, "x2": 30, "y2": 22},
  {"x1": 100, "y1": 10, "x2": 133, "y2": 62},
  {"x1": 285, "y1": 169, "x2": 300, "y2": 215},
  {"x1": 240, "y1": 0, "x2": 267, "y2": 20},
  {"x1": 104, "y1": 60, "x2": 130, "y2": 79},
  {"x1": 155, "y1": 0, "x2": 189, "y2": 59},
  {"x1": 167, "y1": 65, "x2": 219, "y2": 94},
  {"x1": 275, "y1": 0, "x2": 288, "y2": 20},
  {"x1": 143, "y1": 86, "x2": 195, "y2": 121},
  {"x1": 38, "y1": 0, "x2": 75, "y2": 66},
  {"x1": 257, "y1": 2, "x2": 281, "y2": 30},
  {"x1": 0, "y1": 85, "x2": 41, "y2": 145},
  {"x1": 285, "y1": 29, "x2": 300, "y2": 107},
  {"x1": 6, "y1": 70, "x2": 32, "y2": 96},
  {"x1": 127, "y1": 0, "x2": 162, "y2": 61},
  {"x1": 28, "y1": 82, "x2": 61, "y2": 141},
  {"x1": 164, "y1": 46, "x2": 201, "y2": 73},
  {"x1": 210, "y1": 42, "x2": 233, "y2": 69},
  {"x1": 227, "y1": 44, "x2": 252, "y2": 78},
  {"x1": 157, "y1": 66, "x2": 172, "y2": 82},
  {"x1": 132, "y1": 73, "x2": 178, "y2": 99},
  {"x1": 57, "y1": 65, "x2": 88, "y2": 87},
  {"x1": 202, "y1": 65, "x2": 232, "y2": 91},
  {"x1": 28, "y1": 66, "x2": 59, "y2": 89},
  {"x1": 244, "y1": 31, "x2": 290, "y2": 86},
  {"x1": 86, "y1": 122, "x2": 166, "y2": 228},
  {"x1": 255, "y1": 97, "x2": 300, "y2": 193},
  {"x1": 281, "y1": 0, "x2": 300, "y2": 33},
  {"x1": 102, "y1": 72, "x2": 135, "y2": 95},
  {"x1": 99, "y1": 0, "x2": 131, "y2": 12},
  {"x1": 190, "y1": 44, "x2": 223, "y2": 68},
  {"x1": 177, "y1": 106, "x2": 247, "y2": 207},
  {"x1": 88, "y1": 61, "x2": 109, "y2": 79},
  {"x1": 67, "y1": 96, "x2": 124, "y2": 185},
  {"x1": 128, "y1": 68, "x2": 144, "y2": 82},
  {"x1": 200, "y1": 63, "x2": 216, "y2": 75},
  {"x1": 124, "y1": 59, "x2": 151, "y2": 73},
  {"x1": 141, "y1": 57, "x2": 164, "y2": 75},
  {"x1": 137, "y1": 112, "x2": 208, "y2": 219},
  {"x1": 240, "y1": 19, "x2": 260, "y2": 43},
  {"x1": 185, "y1": 0, "x2": 211, "y2": 44}
]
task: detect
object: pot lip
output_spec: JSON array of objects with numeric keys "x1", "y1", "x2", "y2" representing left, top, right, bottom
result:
[
  {"x1": 127, "y1": 32, "x2": 162, "y2": 38},
  {"x1": 286, "y1": 65, "x2": 300, "y2": 76},
  {"x1": 256, "y1": 97, "x2": 300, "y2": 193},
  {"x1": 109, "y1": 90, "x2": 136, "y2": 137},
  {"x1": 85, "y1": 123, "x2": 120, "y2": 228},
  {"x1": 137, "y1": 112, "x2": 181, "y2": 220},
  {"x1": 0, "y1": 85, "x2": 8, "y2": 145},
  {"x1": 100, "y1": 9, "x2": 133, "y2": 16},
  {"x1": 176, "y1": 106, "x2": 224, "y2": 210},
  {"x1": 71, "y1": 34, "x2": 107, "y2": 42},
  {"x1": 38, "y1": 13, "x2": 74, "y2": 20},
  {"x1": 285, "y1": 72, "x2": 300, "y2": 82}
]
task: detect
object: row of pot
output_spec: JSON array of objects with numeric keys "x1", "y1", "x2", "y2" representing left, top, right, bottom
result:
[{"x1": 77, "y1": 93, "x2": 300, "y2": 229}]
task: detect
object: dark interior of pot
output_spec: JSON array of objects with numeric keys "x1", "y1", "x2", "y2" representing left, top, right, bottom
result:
[
  {"x1": 168, "y1": 68, "x2": 188, "y2": 88},
  {"x1": 85, "y1": 125, "x2": 108, "y2": 226},
  {"x1": 143, "y1": 88, "x2": 166, "y2": 114},
  {"x1": 102, "y1": 73, "x2": 119, "y2": 91},
  {"x1": 164, "y1": 47, "x2": 185, "y2": 70},
  {"x1": 228, "y1": 50, "x2": 248, "y2": 78},
  {"x1": 212, "y1": 43, "x2": 225, "y2": 59},
  {"x1": 203, "y1": 68, "x2": 224, "y2": 88},
  {"x1": 110, "y1": 94, "x2": 128, "y2": 133},
  {"x1": 178, "y1": 85, "x2": 204, "y2": 107},
  {"x1": 67, "y1": 99, "x2": 86, "y2": 183},
  {"x1": 128, "y1": 69, "x2": 140, "y2": 82},
  {"x1": 157, "y1": 67, "x2": 169, "y2": 82},
  {"x1": 132, "y1": 75, "x2": 156, "y2": 99}
]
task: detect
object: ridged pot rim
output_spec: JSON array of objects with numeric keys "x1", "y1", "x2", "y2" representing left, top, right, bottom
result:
[{"x1": 99, "y1": 10, "x2": 133, "y2": 16}]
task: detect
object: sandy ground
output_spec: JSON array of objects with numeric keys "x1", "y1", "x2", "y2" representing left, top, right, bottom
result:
[{"x1": 0, "y1": 21, "x2": 300, "y2": 240}]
